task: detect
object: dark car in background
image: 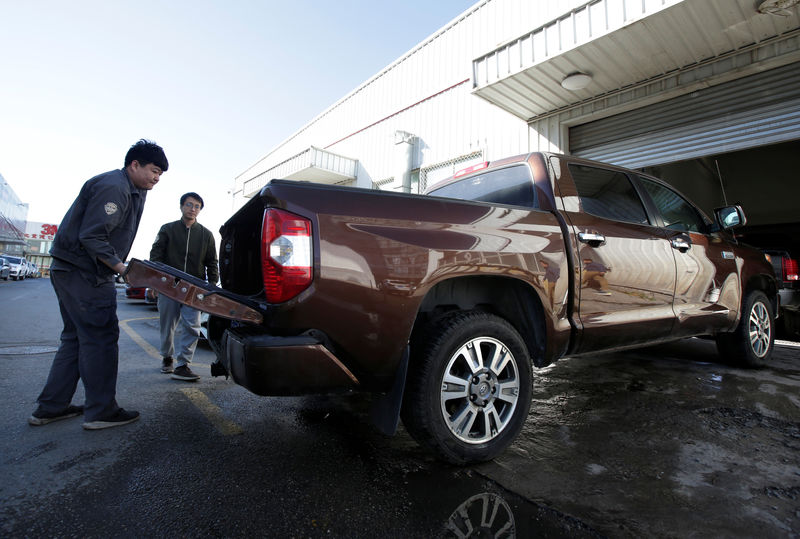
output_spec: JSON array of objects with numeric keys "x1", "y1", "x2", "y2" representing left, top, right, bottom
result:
[
  {"x1": 736, "y1": 223, "x2": 800, "y2": 341},
  {"x1": 765, "y1": 250, "x2": 799, "y2": 339}
]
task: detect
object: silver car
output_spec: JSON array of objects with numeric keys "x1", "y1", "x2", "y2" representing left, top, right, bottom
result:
[
  {"x1": 0, "y1": 257, "x2": 10, "y2": 280},
  {"x1": 2, "y1": 255, "x2": 26, "y2": 280}
]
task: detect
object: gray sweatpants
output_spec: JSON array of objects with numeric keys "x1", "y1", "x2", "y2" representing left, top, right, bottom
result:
[{"x1": 157, "y1": 295, "x2": 201, "y2": 367}]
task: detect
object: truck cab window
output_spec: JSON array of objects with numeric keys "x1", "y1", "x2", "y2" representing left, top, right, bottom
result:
[
  {"x1": 568, "y1": 164, "x2": 649, "y2": 224},
  {"x1": 638, "y1": 177, "x2": 707, "y2": 233},
  {"x1": 428, "y1": 165, "x2": 537, "y2": 208}
]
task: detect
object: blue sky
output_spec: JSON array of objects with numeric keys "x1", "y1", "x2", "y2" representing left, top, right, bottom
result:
[{"x1": 0, "y1": 0, "x2": 474, "y2": 258}]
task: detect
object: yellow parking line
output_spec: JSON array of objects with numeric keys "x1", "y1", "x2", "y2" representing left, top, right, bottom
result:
[
  {"x1": 180, "y1": 388, "x2": 243, "y2": 436},
  {"x1": 119, "y1": 317, "x2": 160, "y2": 360},
  {"x1": 120, "y1": 316, "x2": 242, "y2": 435},
  {"x1": 119, "y1": 316, "x2": 209, "y2": 366}
]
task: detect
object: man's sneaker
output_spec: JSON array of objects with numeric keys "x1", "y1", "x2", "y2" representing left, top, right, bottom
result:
[
  {"x1": 161, "y1": 356, "x2": 174, "y2": 374},
  {"x1": 83, "y1": 408, "x2": 140, "y2": 430},
  {"x1": 28, "y1": 404, "x2": 84, "y2": 426},
  {"x1": 171, "y1": 365, "x2": 200, "y2": 381}
]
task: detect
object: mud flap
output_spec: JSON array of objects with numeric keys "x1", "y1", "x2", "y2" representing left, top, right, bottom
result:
[
  {"x1": 370, "y1": 346, "x2": 409, "y2": 436},
  {"x1": 210, "y1": 360, "x2": 229, "y2": 379}
]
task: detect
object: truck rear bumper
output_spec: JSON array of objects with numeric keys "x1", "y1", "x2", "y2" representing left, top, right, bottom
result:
[
  {"x1": 223, "y1": 328, "x2": 361, "y2": 396},
  {"x1": 125, "y1": 259, "x2": 362, "y2": 396}
]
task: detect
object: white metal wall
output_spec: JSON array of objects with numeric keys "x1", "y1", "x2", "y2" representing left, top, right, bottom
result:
[
  {"x1": 328, "y1": 82, "x2": 529, "y2": 187},
  {"x1": 234, "y1": 0, "x2": 589, "y2": 201},
  {"x1": 235, "y1": 0, "x2": 800, "y2": 206}
]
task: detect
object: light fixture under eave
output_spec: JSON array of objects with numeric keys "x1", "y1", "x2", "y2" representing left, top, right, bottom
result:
[
  {"x1": 758, "y1": 0, "x2": 800, "y2": 16},
  {"x1": 561, "y1": 72, "x2": 592, "y2": 91}
]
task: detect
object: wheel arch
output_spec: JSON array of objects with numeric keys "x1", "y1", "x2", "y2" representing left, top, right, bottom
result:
[
  {"x1": 411, "y1": 275, "x2": 550, "y2": 368},
  {"x1": 744, "y1": 272, "x2": 779, "y2": 318}
]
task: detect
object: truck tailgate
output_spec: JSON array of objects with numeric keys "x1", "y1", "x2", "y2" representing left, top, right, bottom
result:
[{"x1": 125, "y1": 258, "x2": 264, "y2": 324}]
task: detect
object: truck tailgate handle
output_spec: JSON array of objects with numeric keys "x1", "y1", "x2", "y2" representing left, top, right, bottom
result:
[
  {"x1": 578, "y1": 232, "x2": 606, "y2": 247},
  {"x1": 671, "y1": 237, "x2": 691, "y2": 252}
]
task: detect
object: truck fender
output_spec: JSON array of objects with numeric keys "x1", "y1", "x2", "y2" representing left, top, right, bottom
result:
[{"x1": 370, "y1": 345, "x2": 409, "y2": 436}]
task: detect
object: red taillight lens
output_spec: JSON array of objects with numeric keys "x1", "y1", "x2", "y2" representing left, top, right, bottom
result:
[
  {"x1": 261, "y1": 209, "x2": 312, "y2": 303},
  {"x1": 782, "y1": 257, "x2": 799, "y2": 281},
  {"x1": 454, "y1": 161, "x2": 489, "y2": 179}
]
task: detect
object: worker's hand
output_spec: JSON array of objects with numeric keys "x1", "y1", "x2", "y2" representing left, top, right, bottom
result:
[{"x1": 113, "y1": 262, "x2": 128, "y2": 281}]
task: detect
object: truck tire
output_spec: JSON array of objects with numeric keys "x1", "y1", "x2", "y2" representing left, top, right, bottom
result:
[
  {"x1": 401, "y1": 310, "x2": 532, "y2": 465},
  {"x1": 716, "y1": 290, "x2": 774, "y2": 368}
]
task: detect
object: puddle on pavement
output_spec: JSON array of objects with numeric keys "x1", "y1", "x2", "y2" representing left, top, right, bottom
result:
[{"x1": 401, "y1": 468, "x2": 602, "y2": 538}]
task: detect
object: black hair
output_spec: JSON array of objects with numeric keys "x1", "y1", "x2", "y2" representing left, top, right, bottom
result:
[
  {"x1": 180, "y1": 192, "x2": 204, "y2": 209},
  {"x1": 124, "y1": 139, "x2": 169, "y2": 171}
]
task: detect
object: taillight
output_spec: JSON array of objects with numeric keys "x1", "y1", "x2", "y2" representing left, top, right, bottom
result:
[
  {"x1": 783, "y1": 257, "x2": 799, "y2": 282},
  {"x1": 454, "y1": 161, "x2": 489, "y2": 179},
  {"x1": 261, "y1": 209, "x2": 312, "y2": 303}
]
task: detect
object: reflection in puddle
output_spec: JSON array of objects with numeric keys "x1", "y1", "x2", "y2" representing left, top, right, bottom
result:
[
  {"x1": 289, "y1": 397, "x2": 601, "y2": 537},
  {"x1": 398, "y1": 468, "x2": 601, "y2": 538},
  {"x1": 445, "y1": 492, "x2": 514, "y2": 538}
]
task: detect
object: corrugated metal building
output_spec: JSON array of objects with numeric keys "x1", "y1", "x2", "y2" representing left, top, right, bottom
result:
[
  {"x1": 234, "y1": 0, "x2": 800, "y2": 246},
  {"x1": 0, "y1": 173, "x2": 30, "y2": 256}
]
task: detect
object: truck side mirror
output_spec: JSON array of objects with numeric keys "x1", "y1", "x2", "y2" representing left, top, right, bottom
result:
[{"x1": 714, "y1": 205, "x2": 747, "y2": 230}]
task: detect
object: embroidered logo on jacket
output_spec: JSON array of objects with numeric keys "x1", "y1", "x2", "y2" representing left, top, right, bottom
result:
[{"x1": 104, "y1": 202, "x2": 118, "y2": 215}]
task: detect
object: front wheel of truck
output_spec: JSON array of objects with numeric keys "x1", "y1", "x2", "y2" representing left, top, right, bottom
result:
[
  {"x1": 716, "y1": 290, "x2": 775, "y2": 368},
  {"x1": 401, "y1": 310, "x2": 532, "y2": 465}
]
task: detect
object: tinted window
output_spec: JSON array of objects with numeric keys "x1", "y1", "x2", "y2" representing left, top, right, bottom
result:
[
  {"x1": 429, "y1": 165, "x2": 536, "y2": 208},
  {"x1": 638, "y1": 177, "x2": 706, "y2": 233},
  {"x1": 569, "y1": 164, "x2": 649, "y2": 224}
]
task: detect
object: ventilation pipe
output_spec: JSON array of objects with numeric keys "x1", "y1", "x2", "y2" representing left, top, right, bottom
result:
[{"x1": 394, "y1": 130, "x2": 417, "y2": 193}]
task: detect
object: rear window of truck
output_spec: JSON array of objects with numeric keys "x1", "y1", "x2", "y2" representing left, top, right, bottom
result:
[{"x1": 428, "y1": 165, "x2": 537, "y2": 208}]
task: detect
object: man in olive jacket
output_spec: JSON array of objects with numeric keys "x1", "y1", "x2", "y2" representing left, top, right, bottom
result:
[{"x1": 150, "y1": 192, "x2": 218, "y2": 380}]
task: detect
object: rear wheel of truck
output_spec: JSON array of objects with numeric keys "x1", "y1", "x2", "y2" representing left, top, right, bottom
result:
[
  {"x1": 401, "y1": 310, "x2": 532, "y2": 465},
  {"x1": 716, "y1": 290, "x2": 774, "y2": 368}
]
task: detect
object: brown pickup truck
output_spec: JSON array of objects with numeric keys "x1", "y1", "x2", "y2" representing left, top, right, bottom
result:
[{"x1": 128, "y1": 152, "x2": 778, "y2": 464}]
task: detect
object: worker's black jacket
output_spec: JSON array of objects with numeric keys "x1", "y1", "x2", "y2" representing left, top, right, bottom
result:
[
  {"x1": 50, "y1": 168, "x2": 145, "y2": 284},
  {"x1": 149, "y1": 220, "x2": 219, "y2": 284}
]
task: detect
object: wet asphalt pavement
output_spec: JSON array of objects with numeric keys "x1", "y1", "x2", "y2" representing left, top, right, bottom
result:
[{"x1": 1, "y1": 277, "x2": 798, "y2": 538}]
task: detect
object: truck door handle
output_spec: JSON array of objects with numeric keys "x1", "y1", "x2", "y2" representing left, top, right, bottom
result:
[
  {"x1": 671, "y1": 238, "x2": 691, "y2": 252},
  {"x1": 578, "y1": 232, "x2": 606, "y2": 247}
]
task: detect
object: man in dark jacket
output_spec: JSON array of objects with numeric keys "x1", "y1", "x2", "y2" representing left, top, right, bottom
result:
[
  {"x1": 150, "y1": 192, "x2": 218, "y2": 380},
  {"x1": 29, "y1": 139, "x2": 168, "y2": 430}
]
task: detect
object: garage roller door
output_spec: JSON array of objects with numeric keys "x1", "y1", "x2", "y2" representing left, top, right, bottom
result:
[{"x1": 570, "y1": 62, "x2": 800, "y2": 169}]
